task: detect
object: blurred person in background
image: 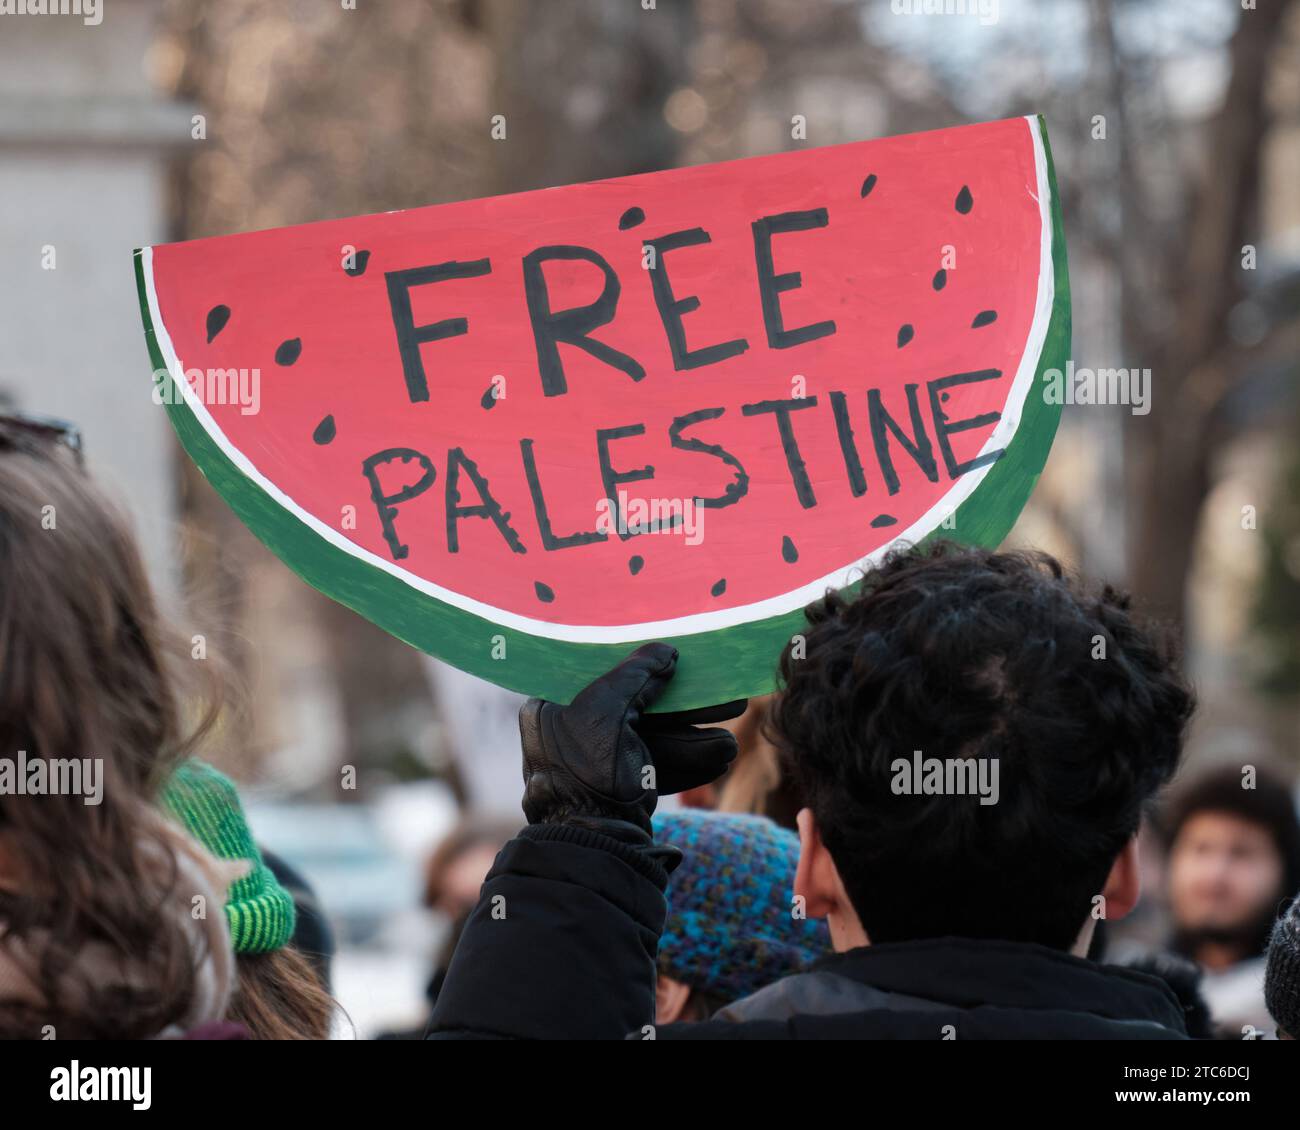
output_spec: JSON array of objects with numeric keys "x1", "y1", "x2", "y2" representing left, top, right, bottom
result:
[
  {"x1": 1159, "y1": 765, "x2": 1300, "y2": 1037},
  {"x1": 0, "y1": 414, "x2": 241, "y2": 1039},
  {"x1": 685, "y1": 697, "x2": 801, "y2": 831},
  {"x1": 161, "y1": 760, "x2": 336, "y2": 1039},
  {"x1": 651, "y1": 810, "x2": 829, "y2": 1022},
  {"x1": 421, "y1": 816, "x2": 518, "y2": 1006},
  {"x1": 376, "y1": 814, "x2": 517, "y2": 1039},
  {"x1": 260, "y1": 846, "x2": 336, "y2": 994}
]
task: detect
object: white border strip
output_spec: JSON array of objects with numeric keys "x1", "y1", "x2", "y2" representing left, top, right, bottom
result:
[{"x1": 142, "y1": 115, "x2": 1055, "y2": 644}]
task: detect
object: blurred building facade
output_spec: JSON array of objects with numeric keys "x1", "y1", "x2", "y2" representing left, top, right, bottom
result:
[{"x1": 0, "y1": 0, "x2": 193, "y2": 588}]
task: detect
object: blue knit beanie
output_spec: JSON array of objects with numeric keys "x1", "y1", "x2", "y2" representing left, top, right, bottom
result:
[{"x1": 652, "y1": 810, "x2": 830, "y2": 1004}]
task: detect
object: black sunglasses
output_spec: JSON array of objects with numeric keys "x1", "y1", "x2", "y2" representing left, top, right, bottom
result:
[{"x1": 0, "y1": 411, "x2": 85, "y2": 467}]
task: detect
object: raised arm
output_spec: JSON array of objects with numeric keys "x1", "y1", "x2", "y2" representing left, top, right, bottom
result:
[{"x1": 427, "y1": 643, "x2": 742, "y2": 1039}]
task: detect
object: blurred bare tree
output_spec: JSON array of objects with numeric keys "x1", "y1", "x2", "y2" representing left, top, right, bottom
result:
[
  {"x1": 854, "y1": 0, "x2": 1300, "y2": 632},
  {"x1": 1090, "y1": 0, "x2": 1300, "y2": 627},
  {"x1": 481, "y1": 0, "x2": 693, "y2": 189}
]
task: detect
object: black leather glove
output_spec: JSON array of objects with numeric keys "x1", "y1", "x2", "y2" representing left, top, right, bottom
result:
[{"x1": 519, "y1": 642, "x2": 745, "y2": 834}]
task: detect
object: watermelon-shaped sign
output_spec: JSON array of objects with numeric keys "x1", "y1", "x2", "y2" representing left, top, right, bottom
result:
[{"x1": 136, "y1": 114, "x2": 1069, "y2": 710}]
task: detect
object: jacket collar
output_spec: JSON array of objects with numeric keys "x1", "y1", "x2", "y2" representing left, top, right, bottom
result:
[{"x1": 809, "y1": 936, "x2": 1187, "y2": 1030}]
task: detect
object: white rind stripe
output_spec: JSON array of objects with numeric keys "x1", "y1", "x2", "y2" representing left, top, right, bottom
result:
[{"x1": 142, "y1": 115, "x2": 1055, "y2": 644}]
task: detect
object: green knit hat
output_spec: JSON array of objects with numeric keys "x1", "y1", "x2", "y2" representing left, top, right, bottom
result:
[{"x1": 160, "y1": 760, "x2": 297, "y2": 954}]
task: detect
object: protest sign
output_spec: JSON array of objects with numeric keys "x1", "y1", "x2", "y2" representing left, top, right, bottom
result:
[{"x1": 135, "y1": 114, "x2": 1068, "y2": 710}]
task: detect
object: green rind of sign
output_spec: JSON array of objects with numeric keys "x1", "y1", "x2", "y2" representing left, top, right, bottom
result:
[
  {"x1": 133, "y1": 117, "x2": 1068, "y2": 712},
  {"x1": 921, "y1": 114, "x2": 1070, "y2": 553}
]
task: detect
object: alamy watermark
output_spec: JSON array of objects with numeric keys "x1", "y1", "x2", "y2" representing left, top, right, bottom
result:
[
  {"x1": 0, "y1": 751, "x2": 103, "y2": 806},
  {"x1": 889, "y1": 0, "x2": 999, "y2": 27},
  {"x1": 595, "y1": 491, "x2": 705, "y2": 545},
  {"x1": 50, "y1": 1061, "x2": 150, "y2": 1110},
  {"x1": 0, "y1": 0, "x2": 102, "y2": 26},
  {"x1": 891, "y1": 750, "x2": 1000, "y2": 806},
  {"x1": 152, "y1": 365, "x2": 260, "y2": 416},
  {"x1": 1042, "y1": 360, "x2": 1151, "y2": 416}
]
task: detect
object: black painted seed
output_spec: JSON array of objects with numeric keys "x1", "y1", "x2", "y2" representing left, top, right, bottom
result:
[
  {"x1": 860, "y1": 174, "x2": 878, "y2": 198},
  {"x1": 206, "y1": 305, "x2": 230, "y2": 343},
  {"x1": 312, "y1": 415, "x2": 336, "y2": 445},
  {"x1": 710, "y1": 578, "x2": 727, "y2": 598},
  {"x1": 897, "y1": 324, "x2": 914, "y2": 348},
  {"x1": 871, "y1": 514, "x2": 898, "y2": 528},
  {"x1": 781, "y1": 535, "x2": 798, "y2": 564},
  {"x1": 955, "y1": 185, "x2": 973, "y2": 214},
  {"x1": 932, "y1": 269, "x2": 947, "y2": 292},
  {"x1": 629, "y1": 555, "x2": 644, "y2": 575},
  {"x1": 619, "y1": 207, "x2": 645, "y2": 230},
  {"x1": 534, "y1": 581, "x2": 555, "y2": 603},
  {"x1": 972, "y1": 309, "x2": 998, "y2": 328},
  {"x1": 275, "y1": 338, "x2": 302, "y2": 366},
  {"x1": 481, "y1": 385, "x2": 497, "y2": 410},
  {"x1": 344, "y1": 250, "x2": 371, "y2": 277}
]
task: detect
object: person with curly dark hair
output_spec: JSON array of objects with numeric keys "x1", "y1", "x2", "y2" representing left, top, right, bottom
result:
[
  {"x1": 773, "y1": 543, "x2": 1194, "y2": 957},
  {"x1": 429, "y1": 542, "x2": 1199, "y2": 1040}
]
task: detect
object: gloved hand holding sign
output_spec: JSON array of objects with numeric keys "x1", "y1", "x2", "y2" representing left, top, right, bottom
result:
[{"x1": 518, "y1": 642, "x2": 745, "y2": 835}]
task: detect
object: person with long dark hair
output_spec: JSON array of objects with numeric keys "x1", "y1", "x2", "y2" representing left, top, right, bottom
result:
[{"x1": 0, "y1": 414, "x2": 239, "y2": 1038}]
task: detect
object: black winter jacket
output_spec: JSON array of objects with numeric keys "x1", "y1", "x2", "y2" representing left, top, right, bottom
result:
[{"x1": 426, "y1": 824, "x2": 1189, "y2": 1040}]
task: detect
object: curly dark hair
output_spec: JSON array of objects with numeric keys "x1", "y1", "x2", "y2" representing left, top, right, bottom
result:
[{"x1": 771, "y1": 541, "x2": 1195, "y2": 951}]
